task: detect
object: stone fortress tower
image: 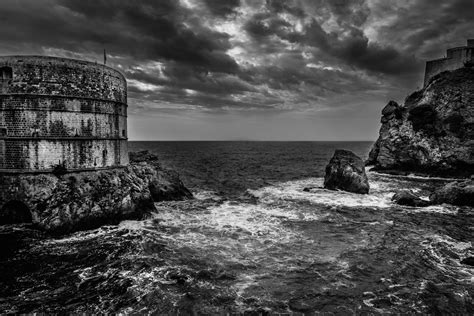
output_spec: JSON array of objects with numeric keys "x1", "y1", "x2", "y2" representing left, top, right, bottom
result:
[
  {"x1": 0, "y1": 56, "x2": 128, "y2": 173},
  {"x1": 424, "y1": 39, "x2": 474, "y2": 87}
]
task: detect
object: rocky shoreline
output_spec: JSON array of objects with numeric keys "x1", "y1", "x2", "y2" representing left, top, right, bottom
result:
[
  {"x1": 0, "y1": 151, "x2": 192, "y2": 234},
  {"x1": 367, "y1": 68, "x2": 474, "y2": 178}
]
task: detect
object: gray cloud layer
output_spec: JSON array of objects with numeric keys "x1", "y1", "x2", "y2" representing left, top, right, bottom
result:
[{"x1": 0, "y1": 0, "x2": 472, "y2": 117}]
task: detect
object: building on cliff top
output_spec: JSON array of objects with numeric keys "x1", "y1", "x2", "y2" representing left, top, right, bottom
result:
[
  {"x1": 0, "y1": 56, "x2": 129, "y2": 173},
  {"x1": 424, "y1": 39, "x2": 474, "y2": 87}
]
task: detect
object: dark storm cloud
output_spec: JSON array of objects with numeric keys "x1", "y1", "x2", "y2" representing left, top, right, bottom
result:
[
  {"x1": 372, "y1": 0, "x2": 474, "y2": 59},
  {"x1": 125, "y1": 65, "x2": 257, "y2": 97},
  {"x1": 266, "y1": 0, "x2": 305, "y2": 18},
  {"x1": 244, "y1": 3, "x2": 421, "y2": 76},
  {"x1": 302, "y1": 23, "x2": 421, "y2": 75},
  {"x1": 244, "y1": 13, "x2": 291, "y2": 38},
  {"x1": 0, "y1": 0, "x2": 471, "y2": 118},
  {"x1": 326, "y1": 0, "x2": 370, "y2": 26},
  {"x1": 0, "y1": 0, "x2": 238, "y2": 73},
  {"x1": 202, "y1": 0, "x2": 241, "y2": 16}
]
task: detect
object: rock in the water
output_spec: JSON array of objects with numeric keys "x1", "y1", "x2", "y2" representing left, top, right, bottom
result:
[
  {"x1": 367, "y1": 68, "x2": 474, "y2": 177},
  {"x1": 129, "y1": 150, "x2": 160, "y2": 163},
  {"x1": 392, "y1": 190, "x2": 431, "y2": 207},
  {"x1": 0, "y1": 151, "x2": 192, "y2": 234},
  {"x1": 429, "y1": 180, "x2": 474, "y2": 207},
  {"x1": 148, "y1": 170, "x2": 193, "y2": 201},
  {"x1": 324, "y1": 149, "x2": 370, "y2": 194},
  {"x1": 131, "y1": 151, "x2": 193, "y2": 201}
]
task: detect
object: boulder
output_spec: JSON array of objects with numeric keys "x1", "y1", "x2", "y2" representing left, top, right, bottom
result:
[
  {"x1": 367, "y1": 68, "x2": 474, "y2": 177},
  {"x1": 392, "y1": 190, "x2": 431, "y2": 207},
  {"x1": 324, "y1": 149, "x2": 370, "y2": 194},
  {"x1": 0, "y1": 151, "x2": 192, "y2": 234},
  {"x1": 429, "y1": 180, "x2": 474, "y2": 207}
]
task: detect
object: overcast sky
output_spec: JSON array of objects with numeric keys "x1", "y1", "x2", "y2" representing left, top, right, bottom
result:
[{"x1": 1, "y1": 0, "x2": 473, "y2": 140}]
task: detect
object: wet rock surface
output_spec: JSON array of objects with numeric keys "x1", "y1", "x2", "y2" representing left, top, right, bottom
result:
[
  {"x1": 324, "y1": 149, "x2": 370, "y2": 194},
  {"x1": 430, "y1": 180, "x2": 474, "y2": 207},
  {"x1": 0, "y1": 151, "x2": 192, "y2": 234},
  {"x1": 392, "y1": 190, "x2": 431, "y2": 207},
  {"x1": 367, "y1": 68, "x2": 474, "y2": 177}
]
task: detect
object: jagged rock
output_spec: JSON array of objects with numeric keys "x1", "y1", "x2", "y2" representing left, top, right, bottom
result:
[
  {"x1": 131, "y1": 151, "x2": 193, "y2": 201},
  {"x1": 367, "y1": 68, "x2": 474, "y2": 177},
  {"x1": 324, "y1": 149, "x2": 370, "y2": 194},
  {"x1": 129, "y1": 150, "x2": 160, "y2": 163},
  {"x1": 148, "y1": 170, "x2": 193, "y2": 201},
  {"x1": 0, "y1": 151, "x2": 192, "y2": 234},
  {"x1": 392, "y1": 190, "x2": 431, "y2": 207},
  {"x1": 429, "y1": 180, "x2": 474, "y2": 207}
]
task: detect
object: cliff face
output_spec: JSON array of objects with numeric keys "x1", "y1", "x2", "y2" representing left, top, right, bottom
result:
[
  {"x1": 0, "y1": 151, "x2": 192, "y2": 234},
  {"x1": 367, "y1": 68, "x2": 474, "y2": 177}
]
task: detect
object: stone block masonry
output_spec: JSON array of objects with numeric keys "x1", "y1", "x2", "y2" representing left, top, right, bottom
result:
[
  {"x1": 424, "y1": 39, "x2": 474, "y2": 87},
  {"x1": 0, "y1": 56, "x2": 129, "y2": 172}
]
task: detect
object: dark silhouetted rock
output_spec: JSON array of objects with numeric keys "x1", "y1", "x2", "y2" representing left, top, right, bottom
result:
[
  {"x1": 130, "y1": 151, "x2": 193, "y2": 201},
  {"x1": 324, "y1": 149, "x2": 370, "y2": 194},
  {"x1": 129, "y1": 150, "x2": 160, "y2": 163},
  {"x1": 430, "y1": 180, "x2": 474, "y2": 207},
  {"x1": 460, "y1": 257, "x2": 474, "y2": 266},
  {"x1": 392, "y1": 190, "x2": 431, "y2": 207},
  {"x1": 367, "y1": 68, "x2": 474, "y2": 177},
  {"x1": 0, "y1": 151, "x2": 192, "y2": 234},
  {"x1": 148, "y1": 171, "x2": 193, "y2": 201}
]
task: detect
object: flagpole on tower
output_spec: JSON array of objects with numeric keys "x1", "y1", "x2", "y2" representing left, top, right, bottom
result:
[{"x1": 103, "y1": 49, "x2": 107, "y2": 65}]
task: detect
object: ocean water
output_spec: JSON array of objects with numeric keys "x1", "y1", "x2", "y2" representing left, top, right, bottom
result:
[{"x1": 1, "y1": 141, "x2": 473, "y2": 314}]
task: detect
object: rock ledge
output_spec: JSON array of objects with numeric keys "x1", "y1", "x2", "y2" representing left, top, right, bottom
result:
[{"x1": 0, "y1": 151, "x2": 192, "y2": 234}]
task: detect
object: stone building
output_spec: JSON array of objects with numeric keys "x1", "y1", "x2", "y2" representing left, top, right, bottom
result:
[
  {"x1": 0, "y1": 56, "x2": 128, "y2": 173},
  {"x1": 424, "y1": 39, "x2": 474, "y2": 87}
]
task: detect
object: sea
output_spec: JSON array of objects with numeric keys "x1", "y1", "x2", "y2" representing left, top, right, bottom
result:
[{"x1": 1, "y1": 141, "x2": 473, "y2": 314}]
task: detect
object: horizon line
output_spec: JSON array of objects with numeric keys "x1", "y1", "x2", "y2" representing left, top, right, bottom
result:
[{"x1": 127, "y1": 139, "x2": 375, "y2": 142}]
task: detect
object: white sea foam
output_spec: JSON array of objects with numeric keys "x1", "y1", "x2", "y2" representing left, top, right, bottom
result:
[
  {"x1": 410, "y1": 205, "x2": 459, "y2": 214},
  {"x1": 154, "y1": 201, "x2": 307, "y2": 243},
  {"x1": 248, "y1": 173, "x2": 460, "y2": 215},
  {"x1": 420, "y1": 234, "x2": 473, "y2": 282},
  {"x1": 248, "y1": 177, "x2": 394, "y2": 208},
  {"x1": 193, "y1": 190, "x2": 222, "y2": 201},
  {"x1": 44, "y1": 225, "x2": 120, "y2": 244}
]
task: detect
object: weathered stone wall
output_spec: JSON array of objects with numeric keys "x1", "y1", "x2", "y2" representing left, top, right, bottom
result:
[
  {"x1": 424, "y1": 46, "x2": 474, "y2": 87},
  {"x1": 1, "y1": 139, "x2": 127, "y2": 170},
  {"x1": 0, "y1": 97, "x2": 127, "y2": 138},
  {"x1": 0, "y1": 56, "x2": 126, "y2": 102},
  {"x1": 0, "y1": 56, "x2": 128, "y2": 172}
]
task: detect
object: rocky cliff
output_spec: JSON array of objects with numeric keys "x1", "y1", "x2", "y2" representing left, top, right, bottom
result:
[
  {"x1": 0, "y1": 151, "x2": 192, "y2": 234},
  {"x1": 367, "y1": 67, "x2": 474, "y2": 177}
]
